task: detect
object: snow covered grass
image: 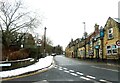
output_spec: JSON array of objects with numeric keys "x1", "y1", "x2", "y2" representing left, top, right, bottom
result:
[{"x1": 0, "y1": 56, "x2": 53, "y2": 78}]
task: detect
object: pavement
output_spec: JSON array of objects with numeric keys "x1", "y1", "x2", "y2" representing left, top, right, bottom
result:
[{"x1": 71, "y1": 57, "x2": 120, "y2": 67}]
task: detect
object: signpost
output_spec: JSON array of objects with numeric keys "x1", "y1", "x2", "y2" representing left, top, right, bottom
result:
[
  {"x1": 116, "y1": 40, "x2": 120, "y2": 46},
  {"x1": 37, "y1": 39, "x2": 42, "y2": 60},
  {"x1": 37, "y1": 39, "x2": 42, "y2": 46},
  {"x1": 116, "y1": 40, "x2": 120, "y2": 48}
]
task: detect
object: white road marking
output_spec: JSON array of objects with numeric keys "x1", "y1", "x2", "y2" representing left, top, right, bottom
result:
[
  {"x1": 86, "y1": 75, "x2": 96, "y2": 79},
  {"x1": 80, "y1": 76, "x2": 91, "y2": 81},
  {"x1": 59, "y1": 66, "x2": 62, "y2": 69},
  {"x1": 69, "y1": 70, "x2": 74, "y2": 72},
  {"x1": 63, "y1": 67, "x2": 67, "y2": 70},
  {"x1": 64, "y1": 70, "x2": 70, "y2": 73},
  {"x1": 58, "y1": 68, "x2": 63, "y2": 70},
  {"x1": 68, "y1": 79, "x2": 74, "y2": 81},
  {"x1": 42, "y1": 80, "x2": 47, "y2": 82},
  {"x1": 70, "y1": 73, "x2": 78, "y2": 76},
  {"x1": 34, "y1": 80, "x2": 48, "y2": 83},
  {"x1": 99, "y1": 79, "x2": 112, "y2": 83},
  {"x1": 76, "y1": 72, "x2": 84, "y2": 75},
  {"x1": 91, "y1": 66, "x2": 119, "y2": 72}
]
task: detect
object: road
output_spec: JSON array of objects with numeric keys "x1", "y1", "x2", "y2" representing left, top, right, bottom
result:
[{"x1": 2, "y1": 55, "x2": 120, "y2": 83}]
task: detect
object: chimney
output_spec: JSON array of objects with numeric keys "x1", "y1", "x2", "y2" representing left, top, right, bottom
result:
[
  {"x1": 94, "y1": 24, "x2": 99, "y2": 33},
  {"x1": 71, "y1": 38, "x2": 73, "y2": 42}
]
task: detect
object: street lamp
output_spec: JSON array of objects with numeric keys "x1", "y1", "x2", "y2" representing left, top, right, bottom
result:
[
  {"x1": 83, "y1": 22, "x2": 86, "y2": 59},
  {"x1": 100, "y1": 26, "x2": 104, "y2": 60},
  {"x1": 44, "y1": 27, "x2": 47, "y2": 57}
]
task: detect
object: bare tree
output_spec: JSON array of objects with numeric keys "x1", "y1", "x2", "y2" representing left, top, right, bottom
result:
[
  {"x1": 41, "y1": 35, "x2": 53, "y2": 45},
  {"x1": 0, "y1": 0, "x2": 41, "y2": 60}
]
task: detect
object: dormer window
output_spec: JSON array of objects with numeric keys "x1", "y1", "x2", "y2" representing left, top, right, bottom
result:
[{"x1": 108, "y1": 28, "x2": 113, "y2": 39}]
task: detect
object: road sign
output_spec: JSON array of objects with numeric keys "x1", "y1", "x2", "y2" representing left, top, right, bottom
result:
[
  {"x1": 116, "y1": 40, "x2": 120, "y2": 46},
  {"x1": 37, "y1": 39, "x2": 41, "y2": 44}
]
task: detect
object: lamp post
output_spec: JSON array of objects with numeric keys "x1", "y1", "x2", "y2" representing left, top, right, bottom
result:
[
  {"x1": 44, "y1": 27, "x2": 47, "y2": 57},
  {"x1": 100, "y1": 26, "x2": 104, "y2": 60},
  {"x1": 83, "y1": 22, "x2": 86, "y2": 59},
  {"x1": 92, "y1": 37, "x2": 94, "y2": 59}
]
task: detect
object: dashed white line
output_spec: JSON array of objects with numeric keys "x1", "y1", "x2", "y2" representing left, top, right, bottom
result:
[
  {"x1": 59, "y1": 66, "x2": 62, "y2": 69},
  {"x1": 76, "y1": 72, "x2": 84, "y2": 75},
  {"x1": 99, "y1": 79, "x2": 112, "y2": 83},
  {"x1": 64, "y1": 70, "x2": 70, "y2": 73},
  {"x1": 86, "y1": 75, "x2": 96, "y2": 79},
  {"x1": 63, "y1": 67, "x2": 67, "y2": 70},
  {"x1": 34, "y1": 80, "x2": 49, "y2": 83},
  {"x1": 69, "y1": 70, "x2": 74, "y2": 72},
  {"x1": 56, "y1": 67, "x2": 111, "y2": 83},
  {"x1": 42, "y1": 80, "x2": 47, "y2": 82},
  {"x1": 58, "y1": 68, "x2": 63, "y2": 70},
  {"x1": 99, "y1": 79, "x2": 106, "y2": 82},
  {"x1": 91, "y1": 66, "x2": 119, "y2": 72},
  {"x1": 80, "y1": 76, "x2": 91, "y2": 81},
  {"x1": 70, "y1": 73, "x2": 78, "y2": 76},
  {"x1": 56, "y1": 66, "x2": 112, "y2": 83}
]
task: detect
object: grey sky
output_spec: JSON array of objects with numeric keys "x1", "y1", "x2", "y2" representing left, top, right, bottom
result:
[{"x1": 7, "y1": 0, "x2": 120, "y2": 50}]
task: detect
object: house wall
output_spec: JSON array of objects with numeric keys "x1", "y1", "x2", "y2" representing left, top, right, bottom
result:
[
  {"x1": 103, "y1": 17, "x2": 120, "y2": 59},
  {"x1": 65, "y1": 17, "x2": 120, "y2": 60},
  {"x1": 78, "y1": 47, "x2": 85, "y2": 59}
]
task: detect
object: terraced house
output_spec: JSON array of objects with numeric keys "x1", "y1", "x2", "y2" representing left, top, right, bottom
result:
[
  {"x1": 103, "y1": 17, "x2": 120, "y2": 59},
  {"x1": 65, "y1": 17, "x2": 120, "y2": 60}
]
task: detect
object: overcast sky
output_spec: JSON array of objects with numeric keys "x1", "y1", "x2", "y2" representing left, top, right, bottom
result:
[{"x1": 22, "y1": 0, "x2": 119, "y2": 50}]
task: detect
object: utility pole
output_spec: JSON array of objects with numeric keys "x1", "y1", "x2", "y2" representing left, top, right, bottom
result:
[
  {"x1": 83, "y1": 22, "x2": 86, "y2": 59},
  {"x1": 44, "y1": 27, "x2": 47, "y2": 57}
]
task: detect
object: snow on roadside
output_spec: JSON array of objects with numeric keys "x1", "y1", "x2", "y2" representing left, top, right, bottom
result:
[{"x1": 0, "y1": 56, "x2": 53, "y2": 78}]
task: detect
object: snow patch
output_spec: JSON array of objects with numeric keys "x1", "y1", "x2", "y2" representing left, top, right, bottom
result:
[{"x1": 0, "y1": 56, "x2": 53, "y2": 78}]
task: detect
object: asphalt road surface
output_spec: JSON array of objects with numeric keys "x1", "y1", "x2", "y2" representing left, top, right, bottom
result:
[{"x1": 2, "y1": 55, "x2": 120, "y2": 83}]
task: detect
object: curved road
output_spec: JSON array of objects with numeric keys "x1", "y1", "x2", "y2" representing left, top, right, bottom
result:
[{"x1": 2, "y1": 55, "x2": 120, "y2": 83}]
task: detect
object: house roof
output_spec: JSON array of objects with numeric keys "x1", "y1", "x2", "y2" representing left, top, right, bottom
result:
[{"x1": 113, "y1": 18, "x2": 120, "y2": 23}]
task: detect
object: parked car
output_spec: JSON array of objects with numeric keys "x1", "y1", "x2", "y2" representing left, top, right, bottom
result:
[{"x1": 51, "y1": 53, "x2": 56, "y2": 56}]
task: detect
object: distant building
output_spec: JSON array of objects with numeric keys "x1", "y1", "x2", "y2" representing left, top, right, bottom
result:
[{"x1": 65, "y1": 17, "x2": 120, "y2": 60}]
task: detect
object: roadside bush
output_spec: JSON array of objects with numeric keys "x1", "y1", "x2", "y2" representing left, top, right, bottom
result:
[
  {"x1": 8, "y1": 48, "x2": 30, "y2": 60},
  {"x1": 29, "y1": 47, "x2": 38, "y2": 58}
]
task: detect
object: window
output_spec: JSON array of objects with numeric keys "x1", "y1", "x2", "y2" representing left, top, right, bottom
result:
[
  {"x1": 106, "y1": 46, "x2": 111, "y2": 55},
  {"x1": 112, "y1": 45, "x2": 117, "y2": 54},
  {"x1": 108, "y1": 28, "x2": 113, "y2": 39},
  {"x1": 106, "y1": 45, "x2": 117, "y2": 55}
]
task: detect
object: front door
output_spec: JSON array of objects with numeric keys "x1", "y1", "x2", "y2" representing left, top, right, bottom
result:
[{"x1": 96, "y1": 49, "x2": 99, "y2": 59}]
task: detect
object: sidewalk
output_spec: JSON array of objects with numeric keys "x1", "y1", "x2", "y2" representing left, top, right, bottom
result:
[
  {"x1": 0, "y1": 56, "x2": 54, "y2": 78},
  {"x1": 74, "y1": 58, "x2": 120, "y2": 67}
]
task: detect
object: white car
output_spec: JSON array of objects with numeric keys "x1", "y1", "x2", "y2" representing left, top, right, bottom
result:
[{"x1": 51, "y1": 53, "x2": 56, "y2": 56}]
